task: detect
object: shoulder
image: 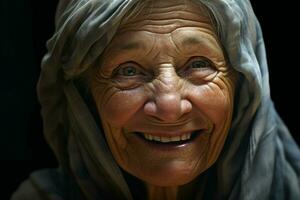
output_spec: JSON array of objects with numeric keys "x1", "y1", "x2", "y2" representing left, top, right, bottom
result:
[
  {"x1": 11, "y1": 169, "x2": 67, "y2": 200},
  {"x1": 11, "y1": 179, "x2": 47, "y2": 200}
]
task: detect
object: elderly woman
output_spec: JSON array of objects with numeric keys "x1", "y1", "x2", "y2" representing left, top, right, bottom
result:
[{"x1": 12, "y1": 0, "x2": 300, "y2": 199}]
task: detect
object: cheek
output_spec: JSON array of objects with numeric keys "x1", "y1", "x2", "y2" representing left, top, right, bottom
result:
[
  {"x1": 188, "y1": 76, "x2": 234, "y2": 166},
  {"x1": 92, "y1": 83, "x2": 147, "y2": 128},
  {"x1": 190, "y1": 81, "x2": 232, "y2": 126}
]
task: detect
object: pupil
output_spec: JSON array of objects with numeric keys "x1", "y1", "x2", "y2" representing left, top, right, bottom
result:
[
  {"x1": 192, "y1": 61, "x2": 206, "y2": 68},
  {"x1": 124, "y1": 67, "x2": 136, "y2": 76}
]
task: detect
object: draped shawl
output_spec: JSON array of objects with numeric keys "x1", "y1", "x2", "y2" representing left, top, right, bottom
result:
[{"x1": 12, "y1": 0, "x2": 300, "y2": 199}]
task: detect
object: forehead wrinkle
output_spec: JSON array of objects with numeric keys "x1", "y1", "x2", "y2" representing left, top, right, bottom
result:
[
  {"x1": 106, "y1": 0, "x2": 221, "y2": 64},
  {"x1": 168, "y1": 35, "x2": 181, "y2": 57},
  {"x1": 147, "y1": 0, "x2": 187, "y2": 8},
  {"x1": 132, "y1": 0, "x2": 209, "y2": 17},
  {"x1": 133, "y1": 9, "x2": 211, "y2": 23},
  {"x1": 119, "y1": 22, "x2": 213, "y2": 35},
  {"x1": 149, "y1": 34, "x2": 181, "y2": 65},
  {"x1": 120, "y1": 0, "x2": 213, "y2": 34},
  {"x1": 145, "y1": 37, "x2": 159, "y2": 58},
  {"x1": 120, "y1": 8, "x2": 213, "y2": 33},
  {"x1": 144, "y1": 36, "x2": 170, "y2": 65},
  {"x1": 103, "y1": 35, "x2": 149, "y2": 58}
]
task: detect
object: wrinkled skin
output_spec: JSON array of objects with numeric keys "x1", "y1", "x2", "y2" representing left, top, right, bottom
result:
[{"x1": 91, "y1": 0, "x2": 236, "y2": 199}]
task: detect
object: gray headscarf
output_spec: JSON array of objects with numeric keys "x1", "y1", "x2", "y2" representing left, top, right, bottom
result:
[{"x1": 12, "y1": 0, "x2": 300, "y2": 199}]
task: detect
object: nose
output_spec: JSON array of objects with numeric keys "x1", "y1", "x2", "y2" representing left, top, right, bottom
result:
[
  {"x1": 144, "y1": 95, "x2": 192, "y2": 122},
  {"x1": 143, "y1": 66, "x2": 192, "y2": 122}
]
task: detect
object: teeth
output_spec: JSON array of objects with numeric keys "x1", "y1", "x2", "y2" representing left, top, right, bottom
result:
[
  {"x1": 143, "y1": 133, "x2": 192, "y2": 143},
  {"x1": 171, "y1": 136, "x2": 181, "y2": 142},
  {"x1": 181, "y1": 134, "x2": 187, "y2": 140},
  {"x1": 148, "y1": 134, "x2": 153, "y2": 140},
  {"x1": 144, "y1": 134, "x2": 152, "y2": 140},
  {"x1": 153, "y1": 136, "x2": 160, "y2": 141},
  {"x1": 187, "y1": 134, "x2": 191, "y2": 139},
  {"x1": 144, "y1": 134, "x2": 149, "y2": 140},
  {"x1": 161, "y1": 137, "x2": 170, "y2": 143}
]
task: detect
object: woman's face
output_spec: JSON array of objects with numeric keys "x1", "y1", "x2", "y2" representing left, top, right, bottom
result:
[{"x1": 91, "y1": 0, "x2": 236, "y2": 186}]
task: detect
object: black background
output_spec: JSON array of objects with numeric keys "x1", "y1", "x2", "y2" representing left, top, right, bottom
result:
[{"x1": 1, "y1": 0, "x2": 299, "y2": 198}]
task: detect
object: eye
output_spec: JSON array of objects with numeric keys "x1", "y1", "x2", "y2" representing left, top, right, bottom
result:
[
  {"x1": 179, "y1": 57, "x2": 216, "y2": 80},
  {"x1": 111, "y1": 62, "x2": 147, "y2": 90},
  {"x1": 190, "y1": 59, "x2": 210, "y2": 69},
  {"x1": 120, "y1": 66, "x2": 137, "y2": 76},
  {"x1": 114, "y1": 63, "x2": 143, "y2": 77}
]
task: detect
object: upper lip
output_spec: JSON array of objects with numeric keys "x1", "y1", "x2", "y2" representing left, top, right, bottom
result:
[
  {"x1": 146, "y1": 117, "x2": 192, "y2": 127},
  {"x1": 125, "y1": 119, "x2": 214, "y2": 137}
]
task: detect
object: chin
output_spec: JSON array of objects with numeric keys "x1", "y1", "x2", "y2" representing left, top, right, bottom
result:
[
  {"x1": 134, "y1": 161, "x2": 204, "y2": 187},
  {"x1": 142, "y1": 172, "x2": 198, "y2": 187}
]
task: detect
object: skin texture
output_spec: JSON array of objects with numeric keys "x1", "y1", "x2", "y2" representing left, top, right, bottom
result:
[{"x1": 90, "y1": 0, "x2": 236, "y2": 199}]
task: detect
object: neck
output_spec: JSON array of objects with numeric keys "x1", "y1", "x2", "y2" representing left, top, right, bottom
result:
[
  {"x1": 145, "y1": 174, "x2": 208, "y2": 200},
  {"x1": 147, "y1": 185, "x2": 178, "y2": 200}
]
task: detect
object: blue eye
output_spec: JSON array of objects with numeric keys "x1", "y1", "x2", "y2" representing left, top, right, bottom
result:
[
  {"x1": 119, "y1": 66, "x2": 137, "y2": 76},
  {"x1": 190, "y1": 60, "x2": 209, "y2": 69}
]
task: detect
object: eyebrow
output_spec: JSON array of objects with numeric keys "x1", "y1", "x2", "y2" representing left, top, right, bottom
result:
[
  {"x1": 181, "y1": 36, "x2": 206, "y2": 46},
  {"x1": 118, "y1": 41, "x2": 145, "y2": 51},
  {"x1": 179, "y1": 35, "x2": 222, "y2": 54}
]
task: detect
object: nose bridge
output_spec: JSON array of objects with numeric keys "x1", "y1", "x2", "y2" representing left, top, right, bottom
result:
[
  {"x1": 155, "y1": 65, "x2": 180, "y2": 94},
  {"x1": 144, "y1": 64, "x2": 191, "y2": 122}
]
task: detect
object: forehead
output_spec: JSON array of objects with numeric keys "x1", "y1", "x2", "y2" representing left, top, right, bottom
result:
[
  {"x1": 101, "y1": 0, "x2": 223, "y2": 62},
  {"x1": 119, "y1": 0, "x2": 214, "y2": 34}
]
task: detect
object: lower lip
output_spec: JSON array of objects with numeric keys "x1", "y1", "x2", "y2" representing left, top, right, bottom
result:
[{"x1": 134, "y1": 130, "x2": 204, "y2": 151}]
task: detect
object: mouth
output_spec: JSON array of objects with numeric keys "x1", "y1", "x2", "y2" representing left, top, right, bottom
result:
[{"x1": 135, "y1": 130, "x2": 202, "y2": 146}]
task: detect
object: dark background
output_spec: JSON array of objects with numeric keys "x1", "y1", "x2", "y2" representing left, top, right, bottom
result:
[{"x1": 1, "y1": 0, "x2": 299, "y2": 198}]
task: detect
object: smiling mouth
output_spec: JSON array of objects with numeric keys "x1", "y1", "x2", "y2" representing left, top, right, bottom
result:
[{"x1": 135, "y1": 130, "x2": 201, "y2": 145}]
